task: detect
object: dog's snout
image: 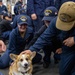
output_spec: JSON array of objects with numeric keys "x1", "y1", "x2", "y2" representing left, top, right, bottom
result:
[{"x1": 24, "y1": 63, "x2": 28, "y2": 67}]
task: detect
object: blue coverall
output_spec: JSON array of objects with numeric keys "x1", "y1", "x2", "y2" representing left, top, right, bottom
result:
[
  {"x1": 27, "y1": 0, "x2": 54, "y2": 33},
  {"x1": 29, "y1": 17, "x2": 75, "y2": 75},
  {"x1": 0, "y1": 27, "x2": 42, "y2": 69},
  {"x1": 0, "y1": 5, "x2": 8, "y2": 14}
]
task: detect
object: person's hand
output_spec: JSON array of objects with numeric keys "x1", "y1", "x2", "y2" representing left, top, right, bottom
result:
[
  {"x1": 20, "y1": 50, "x2": 32, "y2": 55},
  {"x1": 56, "y1": 48, "x2": 62, "y2": 54},
  {"x1": 31, "y1": 14, "x2": 37, "y2": 20},
  {"x1": 0, "y1": 40, "x2": 6, "y2": 52},
  {"x1": 63, "y1": 37, "x2": 75, "y2": 47}
]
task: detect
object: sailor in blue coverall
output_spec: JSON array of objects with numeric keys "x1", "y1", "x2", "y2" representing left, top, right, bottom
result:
[
  {"x1": 27, "y1": 0, "x2": 54, "y2": 33},
  {"x1": 14, "y1": 4, "x2": 22, "y2": 15},
  {"x1": 14, "y1": 0, "x2": 23, "y2": 15},
  {"x1": 0, "y1": 0, "x2": 8, "y2": 14},
  {"x1": 21, "y1": 2, "x2": 75, "y2": 75},
  {"x1": 26, "y1": 6, "x2": 61, "y2": 68},
  {"x1": 0, "y1": 15, "x2": 42, "y2": 69}
]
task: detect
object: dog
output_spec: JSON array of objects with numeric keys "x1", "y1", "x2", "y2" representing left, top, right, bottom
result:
[{"x1": 9, "y1": 51, "x2": 36, "y2": 75}]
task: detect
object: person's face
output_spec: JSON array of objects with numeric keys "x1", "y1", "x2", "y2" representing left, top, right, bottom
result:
[
  {"x1": 44, "y1": 20, "x2": 50, "y2": 27},
  {"x1": 18, "y1": 24, "x2": 27, "y2": 33}
]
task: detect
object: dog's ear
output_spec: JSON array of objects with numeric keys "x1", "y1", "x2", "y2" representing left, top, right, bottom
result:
[
  {"x1": 10, "y1": 53, "x2": 18, "y2": 61},
  {"x1": 30, "y1": 51, "x2": 36, "y2": 60}
]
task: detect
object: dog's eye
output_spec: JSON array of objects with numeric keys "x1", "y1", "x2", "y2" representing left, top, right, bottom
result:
[
  {"x1": 20, "y1": 59, "x2": 23, "y2": 62},
  {"x1": 26, "y1": 58, "x2": 28, "y2": 61}
]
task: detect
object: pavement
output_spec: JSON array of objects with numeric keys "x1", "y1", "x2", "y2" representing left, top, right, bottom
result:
[{"x1": 0, "y1": 52, "x2": 59, "y2": 75}]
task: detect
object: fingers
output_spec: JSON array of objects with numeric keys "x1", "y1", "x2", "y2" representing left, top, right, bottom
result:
[
  {"x1": 20, "y1": 50, "x2": 32, "y2": 55},
  {"x1": 56, "y1": 48, "x2": 62, "y2": 54},
  {"x1": 63, "y1": 37, "x2": 75, "y2": 47}
]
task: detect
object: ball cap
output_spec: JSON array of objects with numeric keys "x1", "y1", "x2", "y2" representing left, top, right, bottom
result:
[
  {"x1": 17, "y1": 15, "x2": 28, "y2": 25},
  {"x1": 56, "y1": 1, "x2": 75, "y2": 31},
  {"x1": 42, "y1": 6, "x2": 58, "y2": 21}
]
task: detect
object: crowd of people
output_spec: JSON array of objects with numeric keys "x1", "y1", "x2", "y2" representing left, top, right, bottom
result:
[{"x1": 0, "y1": 0, "x2": 75, "y2": 75}]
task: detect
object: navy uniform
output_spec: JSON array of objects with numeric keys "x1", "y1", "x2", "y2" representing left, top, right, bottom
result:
[
  {"x1": 0, "y1": 12, "x2": 12, "y2": 41},
  {"x1": 14, "y1": 0, "x2": 23, "y2": 15},
  {"x1": 0, "y1": 0, "x2": 8, "y2": 14},
  {"x1": 27, "y1": 2, "x2": 75, "y2": 75},
  {"x1": 0, "y1": 15, "x2": 42, "y2": 69},
  {"x1": 26, "y1": 6, "x2": 61, "y2": 68},
  {"x1": 14, "y1": 4, "x2": 22, "y2": 15},
  {"x1": 15, "y1": 0, "x2": 23, "y2": 5},
  {"x1": 27, "y1": 0, "x2": 54, "y2": 33},
  {"x1": 55, "y1": 0, "x2": 75, "y2": 10}
]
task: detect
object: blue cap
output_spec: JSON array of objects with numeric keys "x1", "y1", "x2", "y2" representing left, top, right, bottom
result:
[
  {"x1": 18, "y1": 8, "x2": 26, "y2": 15},
  {"x1": 17, "y1": 15, "x2": 28, "y2": 25},
  {"x1": 42, "y1": 6, "x2": 58, "y2": 21}
]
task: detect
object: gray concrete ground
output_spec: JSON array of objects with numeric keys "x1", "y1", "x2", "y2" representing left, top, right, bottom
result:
[{"x1": 0, "y1": 52, "x2": 59, "y2": 75}]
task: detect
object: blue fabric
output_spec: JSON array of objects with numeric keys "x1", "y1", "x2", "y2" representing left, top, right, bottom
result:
[
  {"x1": 14, "y1": 4, "x2": 22, "y2": 15},
  {"x1": 0, "y1": 27, "x2": 33, "y2": 68},
  {"x1": 29, "y1": 17, "x2": 75, "y2": 75},
  {"x1": 17, "y1": 15, "x2": 28, "y2": 25},
  {"x1": 12, "y1": 15, "x2": 33, "y2": 29},
  {"x1": 0, "y1": 5, "x2": 8, "y2": 14},
  {"x1": 55, "y1": 0, "x2": 75, "y2": 10},
  {"x1": 0, "y1": 27, "x2": 41, "y2": 68},
  {"x1": 1, "y1": 31, "x2": 11, "y2": 40},
  {"x1": 42, "y1": 6, "x2": 58, "y2": 21},
  {"x1": 32, "y1": 16, "x2": 43, "y2": 33},
  {"x1": 27, "y1": 0, "x2": 54, "y2": 16}
]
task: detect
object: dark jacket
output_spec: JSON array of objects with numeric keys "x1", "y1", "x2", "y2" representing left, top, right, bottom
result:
[
  {"x1": 27, "y1": 0, "x2": 54, "y2": 16},
  {"x1": 8, "y1": 27, "x2": 33, "y2": 54},
  {"x1": 25, "y1": 25, "x2": 47, "y2": 49},
  {"x1": 0, "y1": 5, "x2": 8, "y2": 14},
  {"x1": 29, "y1": 17, "x2": 75, "y2": 53},
  {"x1": 55, "y1": 0, "x2": 75, "y2": 10},
  {"x1": 15, "y1": 1, "x2": 23, "y2": 5},
  {"x1": 0, "y1": 20, "x2": 12, "y2": 41}
]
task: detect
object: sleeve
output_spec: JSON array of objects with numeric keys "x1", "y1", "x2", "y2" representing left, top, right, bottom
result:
[
  {"x1": 12, "y1": 16, "x2": 17, "y2": 28},
  {"x1": 4, "y1": 5, "x2": 8, "y2": 12},
  {"x1": 50, "y1": 0, "x2": 54, "y2": 6},
  {"x1": 25, "y1": 25, "x2": 47, "y2": 49},
  {"x1": 0, "y1": 23, "x2": 3, "y2": 41},
  {"x1": 29, "y1": 19, "x2": 58, "y2": 52},
  {"x1": 7, "y1": 29, "x2": 17, "y2": 53},
  {"x1": 14, "y1": 5, "x2": 18, "y2": 15},
  {"x1": 27, "y1": 0, "x2": 35, "y2": 15},
  {"x1": 54, "y1": 0, "x2": 61, "y2": 10}
]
